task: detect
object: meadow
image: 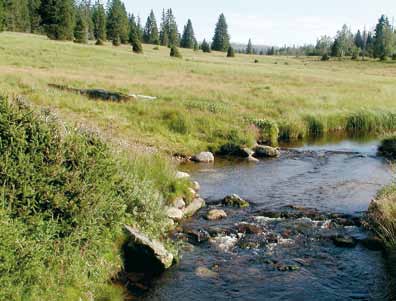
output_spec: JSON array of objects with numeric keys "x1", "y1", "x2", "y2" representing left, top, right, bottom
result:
[{"x1": 1, "y1": 32, "x2": 396, "y2": 155}]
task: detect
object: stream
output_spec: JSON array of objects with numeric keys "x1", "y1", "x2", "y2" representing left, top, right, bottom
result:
[{"x1": 141, "y1": 139, "x2": 396, "y2": 300}]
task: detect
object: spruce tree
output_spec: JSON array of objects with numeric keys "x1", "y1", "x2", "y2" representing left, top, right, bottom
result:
[
  {"x1": 4, "y1": 0, "x2": 30, "y2": 32},
  {"x1": 227, "y1": 46, "x2": 235, "y2": 57},
  {"x1": 201, "y1": 39, "x2": 211, "y2": 53},
  {"x1": 130, "y1": 24, "x2": 142, "y2": 53},
  {"x1": 40, "y1": 0, "x2": 75, "y2": 40},
  {"x1": 167, "y1": 9, "x2": 179, "y2": 47},
  {"x1": 246, "y1": 39, "x2": 253, "y2": 54},
  {"x1": 0, "y1": 0, "x2": 4, "y2": 31},
  {"x1": 212, "y1": 13, "x2": 230, "y2": 52},
  {"x1": 74, "y1": 8, "x2": 88, "y2": 43},
  {"x1": 92, "y1": 0, "x2": 106, "y2": 44},
  {"x1": 373, "y1": 15, "x2": 394, "y2": 60},
  {"x1": 28, "y1": 0, "x2": 42, "y2": 33},
  {"x1": 159, "y1": 9, "x2": 168, "y2": 46},
  {"x1": 143, "y1": 10, "x2": 159, "y2": 44},
  {"x1": 354, "y1": 30, "x2": 364, "y2": 50},
  {"x1": 106, "y1": 0, "x2": 129, "y2": 45},
  {"x1": 180, "y1": 19, "x2": 196, "y2": 49},
  {"x1": 193, "y1": 40, "x2": 199, "y2": 51}
]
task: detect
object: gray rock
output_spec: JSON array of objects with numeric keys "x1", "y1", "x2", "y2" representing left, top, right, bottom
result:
[
  {"x1": 188, "y1": 187, "x2": 197, "y2": 198},
  {"x1": 331, "y1": 235, "x2": 357, "y2": 248},
  {"x1": 243, "y1": 148, "x2": 255, "y2": 157},
  {"x1": 192, "y1": 181, "x2": 201, "y2": 191},
  {"x1": 253, "y1": 145, "x2": 280, "y2": 158},
  {"x1": 166, "y1": 207, "x2": 183, "y2": 221},
  {"x1": 206, "y1": 209, "x2": 227, "y2": 221},
  {"x1": 247, "y1": 155, "x2": 259, "y2": 163},
  {"x1": 191, "y1": 152, "x2": 215, "y2": 163},
  {"x1": 173, "y1": 197, "x2": 186, "y2": 209},
  {"x1": 124, "y1": 225, "x2": 174, "y2": 270},
  {"x1": 222, "y1": 194, "x2": 250, "y2": 208},
  {"x1": 195, "y1": 266, "x2": 218, "y2": 278},
  {"x1": 175, "y1": 171, "x2": 190, "y2": 179},
  {"x1": 183, "y1": 197, "x2": 205, "y2": 217}
]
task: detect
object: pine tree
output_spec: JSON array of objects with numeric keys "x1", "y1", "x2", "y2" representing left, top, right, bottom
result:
[
  {"x1": 170, "y1": 45, "x2": 182, "y2": 58},
  {"x1": 74, "y1": 7, "x2": 88, "y2": 43},
  {"x1": 354, "y1": 30, "x2": 364, "y2": 50},
  {"x1": 167, "y1": 9, "x2": 179, "y2": 47},
  {"x1": 92, "y1": 0, "x2": 106, "y2": 44},
  {"x1": 4, "y1": 0, "x2": 30, "y2": 32},
  {"x1": 40, "y1": 0, "x2": 75, "y2": 40},
  {"x1": 130, "y1": 23, "x2": 142, "y2": 53},
  {"x1": 374, "y1": 15, "x2": 394, "y2": 60},
  {"x1": 136, "y1": 15, "x2": 143, "y2": 40},
  {"x1": 227, "y1": 46, "x2": 235, "y2": 57},
  {"x1": 201, "y1": 39, "x2": 211, "y2": 53},
  {"x1": 28, "y1": 0, "x2": 42, "y2": 33},
  {"x1": 106, "y1": 0, "x2": 129, "y2": 45},
  {"x1": 193, "y1": 40, "x2": 199, "y2": 51},
  {"x1": 246, "y1": 39, "x2": 253, "y2": 54},
  {"x1": 0, "y1": 0, "x2": 4, "y2": 31},
  {"x1": 159, "y1": 9, "x2": 168, "y2": 46},
  {"x1": 366, "y1": 32, "x2": 375, "y2": 58},
  {"x1": 331, "y1": 38, "x2": 342, "y2": 57},
  {"x1": 180, "y1": 19, "x2": 195, "y2": 48},
  {"x1": 212, "y1": 13, "x2": 230, "y2": 52},
  {"x1": 80, "y1": 0, "x2": 94, "y2": 40},
  {"x1": 143, "y1": 10, "x2": 159, "y2": 44}
]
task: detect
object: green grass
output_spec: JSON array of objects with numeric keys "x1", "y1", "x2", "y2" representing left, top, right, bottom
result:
[
  {"x1": 1, "y1": 32, "x2": 396, "y2": 155},
  {"x1": 0, "y1": 96, "x2": 188, "y2": 300}
]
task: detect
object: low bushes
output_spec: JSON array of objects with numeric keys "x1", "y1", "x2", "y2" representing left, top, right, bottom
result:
[
  {"x1": 0, "y1": 97, "x2": 183, "y2": 300},
  {"x1": 378, "y1": 136, "x2": 396, "y2": 159}
]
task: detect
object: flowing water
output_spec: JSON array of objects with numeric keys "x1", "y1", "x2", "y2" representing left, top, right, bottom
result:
[{"x1": 141, "y1": 140, "x2": 396, "y2": 300}]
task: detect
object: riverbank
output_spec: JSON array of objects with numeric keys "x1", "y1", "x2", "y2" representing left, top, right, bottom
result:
[{"x1": 1, "y1": 32, "x2": 396, "y2": 156}]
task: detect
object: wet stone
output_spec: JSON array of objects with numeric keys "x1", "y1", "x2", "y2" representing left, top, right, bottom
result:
[
  {"x1": 331, "y1": 235, "x2": 357, "y2": 248},
  {"x1": 236, "y1": 223, "x2": 263, "y2": 235},
  {"x1": 183, "y1": 227, "x2": 210, "y2": 244}
]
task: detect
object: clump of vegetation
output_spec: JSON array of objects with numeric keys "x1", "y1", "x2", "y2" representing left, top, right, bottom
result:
[
  {"x1": 378, "y1": 136, "x2": 396, "y2": 159},
  {"x1": 227, "y1": 46, "x2": 235, "y2": 57},
  {"x1": 251, "y1": 119, "x2": 279, "y2": 146},
  {"x1": 321, "y1": 53, "x2": 330, "y2": 61},
  {"x1": 305, "y1": 115, "x2": 325, "y2": 137},
  {"x1": 0, "y1": 97, "x2": 185, "y2": 300},
  {"x1": 392, "y1": 54, "x2": 396, "y2": 61},
  {"x1": 170, "y1": 46, "x2": 182, "y2": 58},
  {"x1": 201, "y1": 39, "x2": 211, "y2": 53},
  {"x1": 254, "y1": 59, "x2": 259, "y2": 63},
  {"x1": 162, "y1": 110, "x2": 190, "y2": 134}
]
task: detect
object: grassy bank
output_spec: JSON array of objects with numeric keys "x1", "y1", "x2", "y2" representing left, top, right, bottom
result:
[
  {"x1": 1, "y1": 32, "x2": 396, "y2": 155},
  {"x1": 0, "y1": 96, "x2": 189, "y2": 300}
]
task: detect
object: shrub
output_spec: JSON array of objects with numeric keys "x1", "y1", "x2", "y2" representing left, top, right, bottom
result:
[
  {"x1": 251, "y1": 119, "x2": 279, "y2": 146},
  {"x1": 96, "y1": 39, "x2": 105, "y2": 46},
  {"x1": 162, "y1": 110, "x2": 190, "y2": 134},
  {"x1": 153, "y1": 46, "x2": 160, "y2": 50},
  {"x1": 378, "y1": 136, "x2": 396, "y2": 159},
  {"x1": 321, "y1": 53, "x2": 330, "y2": 61},
  {"x1": 0, "y1": 97, "x2": 177, "y2": 300},
  {"x1": 201, "y1": 40, "x2": 211, "y2": 53},
  {"x1": 392, "y1": 54, "x2": 396, "y2": 61},
  {"x1": 170, "y1": 46, "x2": 182, "y2": 58},
  {"x1": 227, "y1": 46, "x2": 235, "y2": 57},
  {"x1": 112, "y1": 36, "x2": 121, "y2": 46},
  {"x1": 254, "y1": 59, "x2": 259, "y2": 63}
]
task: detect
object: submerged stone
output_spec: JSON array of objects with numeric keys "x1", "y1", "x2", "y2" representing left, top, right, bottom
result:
[
  {"x1": 206, "y1": 209, "x2": 227, "y2": 221},
  {"x1": 222, "y1": 194, "x2": 250, "y2": 208},
  {"x1": 331, "y1": 235, "x2": 357, "y2": 248},
  {"x1": 191, "y1": 152, "x2": 215, "y2": 163},
  {"x1": 253, "y1": 145, "x2": 280, "y2": 158}
]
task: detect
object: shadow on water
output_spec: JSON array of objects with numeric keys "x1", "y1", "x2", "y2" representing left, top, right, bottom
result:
[{"x1": 130, "y1": 138, "x2": 395, "y2": 300}]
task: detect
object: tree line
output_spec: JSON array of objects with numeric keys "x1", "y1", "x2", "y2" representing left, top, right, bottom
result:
[
  {"x1": 0, "y1": 0, "x2": 235, "y2": 56},
  {"x1": 241, "y1": 15, "x2": 396, "y2": 61}
]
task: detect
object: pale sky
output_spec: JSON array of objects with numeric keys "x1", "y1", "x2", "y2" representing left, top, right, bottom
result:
[{"x1": 123, "y1": 0, "x2": 396, "y2": 46}]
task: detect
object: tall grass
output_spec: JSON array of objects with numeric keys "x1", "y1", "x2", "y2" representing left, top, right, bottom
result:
[{"x1": 0, "y1": 96, "x2": 184, "y2": 300}]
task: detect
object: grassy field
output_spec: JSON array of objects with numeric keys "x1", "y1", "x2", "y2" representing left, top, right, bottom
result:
[{"x1": 1, "y1": 32, "x2": 396, "y2": 155}]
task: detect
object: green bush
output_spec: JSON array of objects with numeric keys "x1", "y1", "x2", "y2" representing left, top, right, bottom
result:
[
  {"x1": 378, "y1": 136, "x2": 396, "y2": 159},
  {"x1": 251, "y1": 119, "x2": 279, "y2": 146},
  {"x1": 305, "y1": 115, "x2": 325, "y2": 137},
  {"x1": 170, "y1": 46, "x2": 182, "y2": 58},
  {"x1": 0, "y1": 97, "x2": 177, "y2": 300},
  {"x1": 321, "y1": 53, "x2": 330, "y2": 61},
  {"x1": 162, "y1": 110, "x2": 190, "y2": 134}
]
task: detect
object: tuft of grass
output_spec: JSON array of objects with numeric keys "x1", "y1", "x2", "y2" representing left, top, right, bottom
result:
[
  {"x1": 0, "y1": 96, "x2": 183, "y2": 300},
  {"x1": 378, "y1": 136, "x2": 396, "y2": 159}
]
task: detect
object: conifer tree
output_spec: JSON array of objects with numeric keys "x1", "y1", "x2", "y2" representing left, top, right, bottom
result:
[
  {"x1": 92, "y1": 0, "x2": 106, "y2": 44},
  {"x1": 143, "y1": 10, "x2": 159, "y2": 44},
  {"x1": 180, "y1": 19, "x2": 196, "y2": 48},
  {"x1": 130, "y1": 23, "x2": 143, "y2": 53},
  {"x1": 74, "y1": 7, "x2": 88, "y2": 43},
  {"x1": 193, "y1": 40, "x2": 199, "y2": 51},
  {"x1": 136, "y1": 15, "x2": 143, "y2": 40},
  {"x1": 212, "y1": 13, "x2": 230, "y2": 51},
  {"x1": 40, "y1": 0, "x2": 75, "y2": 40},
  {"x1": 0, "y1": 0, "x2": 4, "y2": 31},
  {"x1": 373, "y1": 15, "x2": 394, "y2": 60},
  {"x1": 227, "y1": 45, "x2": 235, "y2": 57},
  {"x1": 159, "y1": 9, "x2": 168, "y2": 46},
  {"x1": 201, "y1": 39, "x2": 211, "y2": 53},
  {"x1": 106, "y1": 0, "x2": 128, "y2": 45},
  {"x1": 246, "y1": 39, "x2": 253, "y2": 54},
  {"x1": 4, "y1": 0, "x2": 30, "y2": 32},
  {"x1": 167, "y1": 9, "x2": 179, "y2": 47},
  {"x1": 28, "y1": 0, "x2": 42, "y2": 33},
  {"x1": 354, "y1": 30, "x2": 364, "y2": 50}
]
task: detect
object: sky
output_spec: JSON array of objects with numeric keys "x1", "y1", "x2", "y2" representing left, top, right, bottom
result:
[{"x1": 123, "y1": 0, "x2": 396, "y2": 46}]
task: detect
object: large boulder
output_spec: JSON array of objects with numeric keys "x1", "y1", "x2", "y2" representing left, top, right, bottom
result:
[
  {"x1": 166, "y1": 207, "x2": 183, "y2": 221},
  {"x1": 173, "y1": 197, "x2": 186, "y2": 209},
  {"x1": 183, "y1": 197, "x2": 206, "y2": 217},
  {"x1": 191, "y1": 152, "x2": 215, "y2": 163},
  {"x1": 124, "y1": 225, "x2": 174, "y2": 272},
  {"x1": 253, "y1": 145, "x2": 280, "y2": 158},
  {"x1": 222, "y1": 194, "x2": 250, "y2": 208},
  {"x1": 206, "y1": 209, "x2": 227, "y2": 221}
]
